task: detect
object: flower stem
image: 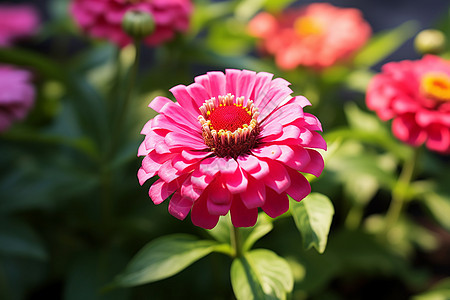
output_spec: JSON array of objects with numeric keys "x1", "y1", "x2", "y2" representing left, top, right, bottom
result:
[
  {"x1": 384, "y1": 147, "x2": 420, "y2": 233},
  {"x1": 114, "y1": 39, "x2": 141, "y2": 142},
  {"x1": 230, "y1": 225, "x2": 243, "y2": 258},
  {"x1": 101, "y1": 39, "x2": 141, "y2": 231}
]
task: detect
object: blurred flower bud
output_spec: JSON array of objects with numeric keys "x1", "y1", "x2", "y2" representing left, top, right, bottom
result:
[
  {"x1": 414, "y1": 29, "x2": 446, "y2": 55},
  {"x1": 122, "y1": 10, "x2": 155, "y2": 40}
]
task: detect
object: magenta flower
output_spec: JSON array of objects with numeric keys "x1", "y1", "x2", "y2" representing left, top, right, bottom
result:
[
  {"x1": 0, "y1": 65, "x2": 35, "y2": 132},
  {"x1": 367, "y1": 55, "x2": 450, "y2": 154},
  {"x1": 70, "y1": 0, "x2": 192, "y2": 48},
  {"x1": 138, "y1": 70, "x2": 326, "y2": 229},
  {"x1": 0, "y1": 4, "x2": 40, "y2": 47}
]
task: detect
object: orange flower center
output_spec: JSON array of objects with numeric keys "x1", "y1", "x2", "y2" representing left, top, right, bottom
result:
[
  {"x1": 198, "y1": 94, "x2": 260, "y2": 158},
  {"x1": 421, "y1": 72, "x2": 450, "y2": 102},
  {"x1": 294, "y1": 16, "x2": 323, "y2": 37}
]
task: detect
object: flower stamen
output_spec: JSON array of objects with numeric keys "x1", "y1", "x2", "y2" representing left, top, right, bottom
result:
[
  {"x1": 294, "y1": 16, "x2": 322, "y2": 37},
  {"x1": 198, "y1": 94, "x2": 260, "y2": 158},
  {"x1": 421, "y1": 72, "x2": 450, "y2": 102}
]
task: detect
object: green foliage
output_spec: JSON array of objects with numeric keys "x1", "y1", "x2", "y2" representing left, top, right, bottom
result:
[
  {"x1": 353, "y1": 21, "x2": 419, "y2": 67},
  {"x1": 412, "y1": 278, "x2": 450, "y2": 300},
  {"x1": 1, "y1": 0, "x2": 449, "y2": 299},
  {"x1": 290, "y1": 193, "x2": 335, "y2": 253},
  {"x1": 231, "y1": 249, "x2": 293, "y2": 300},
  {"x1": 114, "y1": 234, "x2": 223, "y2": 287}
]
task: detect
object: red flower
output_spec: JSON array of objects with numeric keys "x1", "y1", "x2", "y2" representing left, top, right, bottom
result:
[
  {"x1": 138, "y1": 69, "x2": 326, "y2": 229},
  {"x1": 367, "y1": 55, "x2": 450, "y2": 154},
  {"x1": 70, "y1": 0, "x2": 192, "y2": 47},
  {"x1": 248, "y1": 3, "x2": 371, "y2": 70}
]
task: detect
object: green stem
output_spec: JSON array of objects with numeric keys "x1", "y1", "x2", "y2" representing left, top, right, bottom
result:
[
  {"x1": 384, "y1": 147, "x2": 420, "y2": 233},
  {"x1": 231, "y1": 226, "x2": 243, "y2": 258},
  {"x1": 114, "y1": 39, "x2": 141, "y2": 143},
  {"x1": 101, "y1": 39, "x2": 141, "y2": 231}
]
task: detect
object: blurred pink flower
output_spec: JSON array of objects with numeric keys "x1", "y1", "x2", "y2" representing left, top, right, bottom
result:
[
  {"x1": 0, "y1": 5, "x2": 39, "y2": 47},
  {"x1": 367, "y1": 55, "x2": 450, "y2": 154},
  {"x1": 70, "y1": 0, "x2": 192, "y2": 47},
  {"x1": 0, "y1": 65, "x2": 35, "y2": 132},
  {"x1": 138, "y1": 69, "x2": 326, "y2": 229},
  {"x1": 248, "y1": 3, "x2": 371, "y2": 70}
]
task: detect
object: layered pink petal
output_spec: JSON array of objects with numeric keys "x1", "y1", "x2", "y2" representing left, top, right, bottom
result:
[
  {"x1": 300, "y1": 150, "x2": 325, "y2": 177},
  {"x1": 191, "y1": 194, "x2": 220, "y2": 229},
  {"x1": 206, "y1": 180, "x2": 232, "y2": 215},
  {"x1": 261, "y1": 187, "x2": 289, "y2": 218},
  {"x1": 392, "y1": 115, "x2": 427, "y2": 146},
  {"x1": 230, "y1": 195, "x2": 259, "y2": 227},
  {"x1": 170, "y1": 85, "x2": 201, "y2": 118},
  {"x1": 426, "y1": 124, "x2": 450, "y2": 153},
  {"x1": 263, "y1": 160, "x2": 291, "y2": 194},
  {"x1": 285, "y1": 168, "x2": 311, "y2": 202},
  {"x1": 169, "y1": 191, "x2": 194, "y2": 220},
  {"x1": 206, "y1": 71, "x2": 227, "y2": 100},
  {"x1": 149, "y1": 179, "x2": 174, "y2": 205},
  {"x1": 235, "y1": 70, "x2": 257, "y2": 103},
  {"x1": 70, "y1": 0, "x2": 192, "y2": 48},
  {"x1": 223, "y1": 165, "x2": 248, "y2": 194},
  {"x1": 240, "y1": 178, "x2": 266, "y2": 209},
  {"x1": 367, "y1": 55, "x2": 450, "y2": 154}
]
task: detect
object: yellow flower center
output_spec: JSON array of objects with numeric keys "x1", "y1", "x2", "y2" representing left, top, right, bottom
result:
[
  {"x1": 421, "y1": 72, "x2": 450, "y2": 102},
  {"x1": 294, "y1": 16, "x2": 322, "y2": 37}
]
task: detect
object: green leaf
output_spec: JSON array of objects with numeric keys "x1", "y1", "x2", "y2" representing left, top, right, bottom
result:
[
  {"x1": 114, "y1": 234, "x2": 221, "y2": 287},
  {"x1": 412, "y1": 277, "x2": 450, "y2": 300},
  {"x1": 345, "y1": 102, "x2": 388, "y2": 134},
  {"x1": 207, "y1": 213, "x2": 232, "y2": 244},
  {"x1": 422, "y1": 191, "x2": 450, "y2": 231},
  {"x1": 263, "y1": 0, "x2": 297, "y2": 12},
  {"x1": 235, "y1": 0, "x2": 266, "y2": 21},
  {"x1": 290, "y1": 193, "x2": 334, "y2": 253},
  {"x1": 353, "y1": 21, "x2": 419, "y2": 67},
  {"x1": 231, "y1": 249, "x2": 293, "y2": 300}
]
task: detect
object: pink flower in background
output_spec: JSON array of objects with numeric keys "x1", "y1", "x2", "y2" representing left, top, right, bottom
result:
[
  {"x1": 138, "y1": 69, "x2": 326, "y2": 229},
  {"x1": 248, "y1": 3, "x2": 371, "y2": 70},
  {"x1": 367, "y1": 55, "x2": 450, "y2": 154},
  {"x1": 0, "y1": 65, "x2": 35, "y2": 132},
  {"x1": 0, "y1": 5, "x2": 39, "y2": 47},
  {"x1": 70, "y1": 0, "x2": 192, "y2": 48}
]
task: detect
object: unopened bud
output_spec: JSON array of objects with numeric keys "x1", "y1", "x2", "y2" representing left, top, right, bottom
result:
[
  {"x1": 122, "y1": 10, "x2": 155, "y2": 40},
  {"x1": 414, "y1": 29, "x2": 446, "y2": 55}
]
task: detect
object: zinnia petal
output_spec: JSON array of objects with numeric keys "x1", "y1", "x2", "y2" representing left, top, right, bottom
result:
[
  {"x1": 230, "y1": 195, "x2": 259, "y2": 227},
  {"x1": 138, "y1": 69, "x2": 325, "y2": 228}
]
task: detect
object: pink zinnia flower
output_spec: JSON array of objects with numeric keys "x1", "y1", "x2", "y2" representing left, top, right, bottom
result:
[
  {"x1": 248, "y1": 3, "x2": 371, "y2": 70},
  {"x1": 138, "y1": 69, "x2": 326, "y2": 229},
  {"x1": 0, "y1": 5, "x2": 39, "y2": 47},
  {"x1": 0, "y1": 65, "x2": 35, "y2": 132},
  {"x1": 367, "y1": 55, "x2": 450, "y2": 154},
  {"x1": 70, "y1": 0, "x2": 192, "y2": 48}
]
